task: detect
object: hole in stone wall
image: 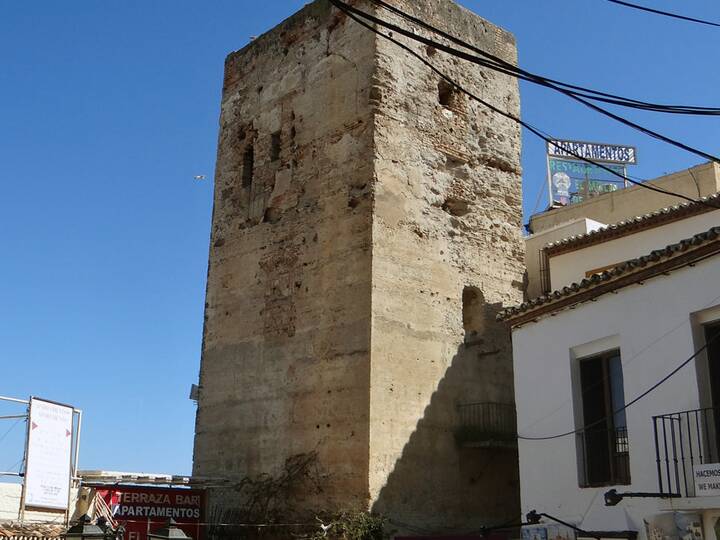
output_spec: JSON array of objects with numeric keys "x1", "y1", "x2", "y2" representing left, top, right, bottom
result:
[
  {"x1": 438, "y1": 79, "x2": 463, "y2": 110},
  {"x1": 242, "y1": 144, "x2": 254, "y2": 188},
  {"x1": 462, "y1": 286, "x2": 484, "y2": 338},
  {"x1": 271, "y1": 132, "x2": 281, "y2": 162},
  {"x1": 442, "y1": 196, "x2": 470, "y2": 217},
  {"x1": 438, "y1": 80, "x2": 455, "y2": 107},
  {"x1": 264, "y1": 207, "x2": 281, "y2": 224}
]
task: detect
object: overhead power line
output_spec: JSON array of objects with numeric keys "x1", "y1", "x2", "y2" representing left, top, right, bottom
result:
[
  {"x1": 519, "y1": 292, "x2": 720, "y2": 434},
  {"x1": 338, "y1": 0, "x2": 720, "y2": 165},
  {"x1": 368, "y1": 0, "x2": 720, "y2": 116},
  {"x1": 606, "y1": 0, "x2": 720, "y2": 28},
  {"x1": 518, "y1": 317, "x2": 720, "y2": 441},
  {"x1": 327, "y1": 0, "x2": 720, "y2": 442},
  {"x1": 328, "y1": 0, "x2": 720, "y2": 210},
  {"x1": 325, "y1": 5, "x2": 720, "y2": 440},
  {"x1": 0, "y1": 418, "x2": 23, "y2": 446}
]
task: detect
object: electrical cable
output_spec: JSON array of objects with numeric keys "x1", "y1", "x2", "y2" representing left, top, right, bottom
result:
[
  {"x1": 112, "y1": 519, "x2": 325, "y2": 528},
  {"x1": 386, "y1": 515, "x2": 525, "y2": 537},
  {"x1": 536, "y1": 511, "x2": 601, "y2": 540},
  {"x1": 4, "y1": 457, "x2": 24, "y2": 474},
  {"x1": 328, "y1": 0, "x2": 720, "y2": 210},
  {"x1": 519, "y1": 323, "x2": 720, "y2": 440},
  {"x1": 605, "y1": 0, "x2": 720, "y2": 28},
  {"x1": 386, "y1": 518, "x2": 440, "y2": 536},
  {"x1": 518, "y1": 292, "x2": 720, "y2": 434},
  {"x1": 329, "y1": 0, "x2": 720, "y2": 441},
  {"x1": 0, "y1": 418, "x2": 23, "y2": 446},
  {"x1": 529, "y1": 179, "x2": 548, "y2": 216},
  {"x1": 334, "y1": 0, "x2": 720, "y2": 165},
  {"x1": 370, "y1": 0, "x2": 719, "y2": 117},
  {"x1": 369, "y1": 0, "x2": 720, "y2": 115},
  {"x1": 474, "y1": 516, "x2": 527, "y2": 534},
  {"x1": 579, "y1": 489, "x2": 603, "y2": 525}
]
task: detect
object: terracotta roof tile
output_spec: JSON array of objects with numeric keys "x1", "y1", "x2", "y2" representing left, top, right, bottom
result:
[
  {"x1": 499, "y1": 225, "x2": 720, "y2": 324},
  {"x1": 0, "y1": 522, "x2": 65, "y2": 538},
  {"x1": 543, "y1": 193, "x2": 720, "y2": 255}
]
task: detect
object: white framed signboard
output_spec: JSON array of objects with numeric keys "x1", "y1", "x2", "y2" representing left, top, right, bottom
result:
[
  {"x1": 23, "y1": 398, "x2": 74, "y2": 510},
  {"x1": 694, "y1": 463, "x2": 720, "y2": 496}
]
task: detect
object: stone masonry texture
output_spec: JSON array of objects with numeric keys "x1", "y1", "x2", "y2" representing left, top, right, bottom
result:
[{"x1": 193, "y1": 0, "x2": 525, "y2": 533}]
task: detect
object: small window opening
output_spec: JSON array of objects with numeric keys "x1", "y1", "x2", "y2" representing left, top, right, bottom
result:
[
  {"x1": 242, "y1": 144, "x2": 254, "y2": 188},
  {"x1": 271, "y1": 132, "x2": 282, "y2": 162},
  {"x1": 462, "y1": 286, "x2": 484, "y2": 339},
  {"x1": 438, "y1": 80, "x2": 458, "y2": 108}
]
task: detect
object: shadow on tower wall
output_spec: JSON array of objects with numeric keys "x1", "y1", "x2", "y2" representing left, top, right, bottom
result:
[{"x1": 371, "y1": 288, "x2": 520, "y2": 537}]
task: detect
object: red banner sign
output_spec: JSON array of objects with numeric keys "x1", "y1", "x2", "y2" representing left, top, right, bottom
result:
[{"x1": 96, "y1": 486, "x2": 205, "y2": 540}]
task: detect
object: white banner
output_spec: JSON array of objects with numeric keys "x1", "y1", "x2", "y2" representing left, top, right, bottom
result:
[
  {"x1": 24, "y1": 398, "x2": 73, "y2": 510},
  {"x1": 694, "y1": 463, "x2": 720, "y2": 496}
]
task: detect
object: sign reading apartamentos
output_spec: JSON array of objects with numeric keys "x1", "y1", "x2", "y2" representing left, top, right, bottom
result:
[
  {"x1": 547, "y1": 140, "x2": 638, "y2": 165},
  {"x1": 694, "y1": 463, "x2": 720, "y2": 496},
  {"x1": 97, "y1": 486, "x2": 206, "y2": 540}
]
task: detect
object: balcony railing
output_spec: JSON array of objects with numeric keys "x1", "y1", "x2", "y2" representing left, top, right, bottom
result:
[
  {"x1": 578, "y1": 426, "x2": 631, "y2": 487},
  {"x1": 455, "y1": 402, "x2": 517, "y2": 447},
  {"x1": 653, "y1": 407, "x2": 720, "y2": 497}
]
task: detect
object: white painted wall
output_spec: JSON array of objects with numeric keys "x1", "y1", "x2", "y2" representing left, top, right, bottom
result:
[
  {"x1": 525, "y1": 218, "x2": 606, "y2": 299},
  {"x1": 0, "y1": 483, "x2": 22, "y2": 521},
  {"x1": 549, "y1": 210, "x2": 720, "y2": 290},
  {"x1": 0, "y1": 482, "x2": 81, "y2": 524},
  {"x1": 513, "y1": 254, "x2": 720, "y2": 538}
]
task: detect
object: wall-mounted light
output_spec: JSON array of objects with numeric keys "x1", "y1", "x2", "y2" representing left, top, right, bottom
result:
[
  {"x1": 604, "y1": 489, "x2": 681, "y2": 506},
  {"x1": 65, "y1": 515, "x2": 106, "y2": 540},
  {"x1": 148, "y1": 519, "x2": 193, "y2": 540}
]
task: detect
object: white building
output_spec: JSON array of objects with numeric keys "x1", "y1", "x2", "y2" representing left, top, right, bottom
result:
[
  {"x1": 502, "y1": 173, "x2": 720, "y2": 540},
  {"x1": 525, "y1": 161, "x2": 720, "y2": 299}
]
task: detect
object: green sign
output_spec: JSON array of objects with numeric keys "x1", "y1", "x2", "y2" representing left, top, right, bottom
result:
[{"x1": 549, "y1": 157, "x2": 627, "y2": 206}]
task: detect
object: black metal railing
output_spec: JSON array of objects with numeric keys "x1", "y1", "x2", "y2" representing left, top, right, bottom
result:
[
  {"x1": 577, "y1": 426, "x2": 631, "y2": 486},
  {"x1": 455, "y1": 402, "x2": 517, "y2": 447},
  {"x1": 654, "y1": 407, "x2": 720, "y2": 497}
]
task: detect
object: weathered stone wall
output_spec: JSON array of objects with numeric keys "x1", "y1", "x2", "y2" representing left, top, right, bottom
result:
[
  {"x1": 193, "y1": 1, "x2": 377, "y2": 514},
  {"x1": 194, "y1": 0, "x2": 525, "y2": 531},
  {"x1": 368, "y1": 0, "x2": 524, "y2": 530}
]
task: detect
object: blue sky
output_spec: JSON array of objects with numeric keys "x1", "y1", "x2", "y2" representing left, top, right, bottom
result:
[{"x1": 1, "y1": 0, "x2": 718, "y2": 477}]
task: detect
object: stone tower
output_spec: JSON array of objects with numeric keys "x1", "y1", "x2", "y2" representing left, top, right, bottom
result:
[{"x1": 193, "y1": 0, "x2": 525, "y2": 533}]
